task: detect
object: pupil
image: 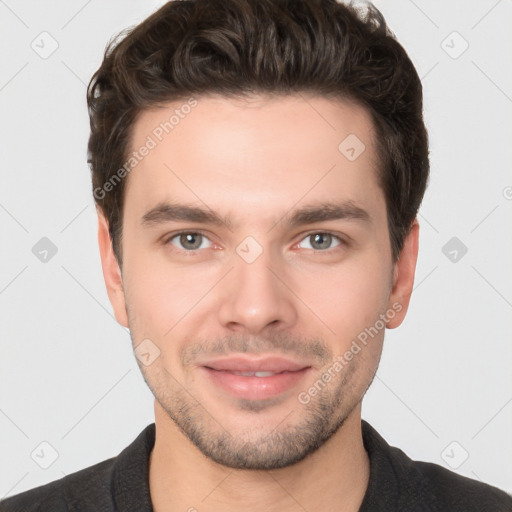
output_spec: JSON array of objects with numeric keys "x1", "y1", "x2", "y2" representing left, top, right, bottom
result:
[
  {"x1": 313, "y1": 233, "x2": 330, "y2": 250},
  {"x1": 182, "y1": 233, "x2": 201, "y2": 249}
]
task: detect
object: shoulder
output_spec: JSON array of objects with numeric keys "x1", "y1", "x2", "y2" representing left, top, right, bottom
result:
[
  {"x1": 0, "y1": 456, "x2": 116, "y2": 512},
  {"x1": 0, "y1": 424, "x2": 155, "y2": 512},
  {"x1": 361, "y1": 420, "x2": 512, "y2": 511},
  {"x1": 398, "y1": 450, "x2": 512, "y2": 511}
]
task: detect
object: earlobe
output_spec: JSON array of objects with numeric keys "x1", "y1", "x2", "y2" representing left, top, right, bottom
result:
[
  {"x1": 97, "y1": 210, "x2": 129, "y2": 327},
  {"x1": 386, "y1": 220, "x2": 420, "y2": 329}
]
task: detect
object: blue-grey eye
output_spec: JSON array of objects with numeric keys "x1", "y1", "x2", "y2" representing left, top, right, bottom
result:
[
  {"x1": 169, "y1": 232, "x2": 212, "y2": 251},
  {"x1": 298, "y1": 233, "x2": 341, "y2": 251}
]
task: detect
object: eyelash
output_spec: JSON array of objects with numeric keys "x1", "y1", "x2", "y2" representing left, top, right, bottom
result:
[{"x1": 163, "y1": 230, "x2": 347, "y2": 254}]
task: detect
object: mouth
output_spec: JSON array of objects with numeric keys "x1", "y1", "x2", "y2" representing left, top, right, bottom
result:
[
  {"x1": 210, "y1": 370, "x2": 292, "y2": 377},
  {"x1": 199, "y1": 355, "x2": 312, "y2": 401}
]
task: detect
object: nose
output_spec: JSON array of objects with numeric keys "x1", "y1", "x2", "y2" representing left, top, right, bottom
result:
[{"x1": 216, "y1": 245, "x2": 298, "y2": 335}]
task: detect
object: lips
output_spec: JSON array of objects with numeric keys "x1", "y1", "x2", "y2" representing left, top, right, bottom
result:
[
  {"x1": 225, "y1": 370, "x2": 281, "y2": 377},
  {"x1": 201, "y1": 355, "x2": 310, "y2": 373},
  {"x1": 198, "y1": 355, "x2": 312, "y2": 400}
]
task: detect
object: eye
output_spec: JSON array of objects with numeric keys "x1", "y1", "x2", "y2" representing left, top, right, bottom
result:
[
  {"x1": 164, "y1": 231, "x2": 344, "y2": 253},
  {"x1": 297, "y1": 232, "x2": 343, "y2": 251},
  {"x1": 167, "y1": 231, "x2": 213, "y2": 251}
]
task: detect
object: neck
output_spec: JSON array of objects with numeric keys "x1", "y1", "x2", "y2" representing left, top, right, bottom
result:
[{"x1": 149, "y1": 401, "x2": 370, "y2": 512}]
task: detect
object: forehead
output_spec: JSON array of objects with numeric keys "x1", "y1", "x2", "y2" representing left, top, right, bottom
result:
[{"x1": 124, "y1": 93, "x2": 383, "y2": 223}]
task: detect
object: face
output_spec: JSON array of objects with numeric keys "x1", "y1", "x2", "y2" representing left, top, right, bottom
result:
[{"x1": 98, "y1": 93, "x2": 418, "y2": 470}]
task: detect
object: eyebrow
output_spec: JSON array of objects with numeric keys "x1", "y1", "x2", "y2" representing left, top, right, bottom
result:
[{"x1": 141, "y1": 200, "x2": 370, "y2": 230}]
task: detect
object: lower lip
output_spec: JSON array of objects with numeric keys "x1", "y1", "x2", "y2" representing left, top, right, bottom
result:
[{"x1": 202, "y1": 367, "x2": 311, "y2": 401}]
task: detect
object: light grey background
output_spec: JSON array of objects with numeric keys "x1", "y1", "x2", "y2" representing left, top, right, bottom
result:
[{"x1": 1, "y1": 0, "x2": 511, "y2": 499}]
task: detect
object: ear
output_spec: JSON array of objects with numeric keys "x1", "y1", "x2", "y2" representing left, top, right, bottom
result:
[
  {"x1": 97, "y1": 210, "x2": 129, "y2": 327},
  {"x1": 386, "y1": 219, "x2": 419, "y2": 329}
]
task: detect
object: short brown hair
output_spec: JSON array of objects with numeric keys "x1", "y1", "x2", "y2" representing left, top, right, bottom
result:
[{"x1": 87, "y1": 0, "x2": 429, "y2": 265}]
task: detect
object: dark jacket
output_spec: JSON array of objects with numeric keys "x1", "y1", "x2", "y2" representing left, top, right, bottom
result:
[{"x1": 2, "y1": 420, "x2": 511, "y2": 511}]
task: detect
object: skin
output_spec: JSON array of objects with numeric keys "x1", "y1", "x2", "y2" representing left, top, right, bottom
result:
[{"x1": 98, "y1": 93, "x2": 419, "y2": 512}]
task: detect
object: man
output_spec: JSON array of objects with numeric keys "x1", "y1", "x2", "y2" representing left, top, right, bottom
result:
[{"x1": 2, "y1": 0, "x2": 511, "y2": 510}]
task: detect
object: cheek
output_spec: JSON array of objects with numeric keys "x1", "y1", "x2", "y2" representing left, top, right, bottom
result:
[
  {"x1": 295, "y1": 258, "x2": 391, "y2": 344},
  {"x1": 122, "y1": 248, "x2": 220, "y2": 340}
]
